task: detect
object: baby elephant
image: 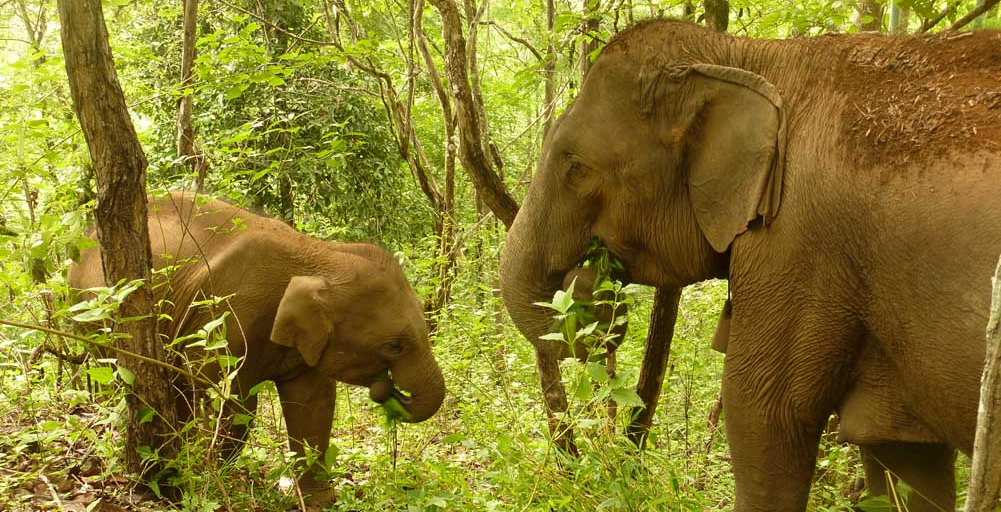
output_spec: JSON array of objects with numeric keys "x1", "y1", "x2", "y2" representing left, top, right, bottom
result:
[{"x1": 67, "y1": 191, "x2": 444, "y2": 504}]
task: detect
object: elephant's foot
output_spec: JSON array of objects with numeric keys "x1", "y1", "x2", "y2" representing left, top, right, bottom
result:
[{"x1": 297, "y1": 474, "x2": 337, "y2": 508}]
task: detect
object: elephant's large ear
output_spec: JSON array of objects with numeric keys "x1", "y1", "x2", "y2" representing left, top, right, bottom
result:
[
  {"x1": 681, "y1": 64, "x2": 785, "y2": 253},
  {"x1": 271, "y1": 276, "x2": 335, "y2": 366}
]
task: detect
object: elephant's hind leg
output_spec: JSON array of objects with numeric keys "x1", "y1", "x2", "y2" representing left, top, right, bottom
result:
[{"x1": 860, "y1": 442, "x2": 956, "y2": 512}]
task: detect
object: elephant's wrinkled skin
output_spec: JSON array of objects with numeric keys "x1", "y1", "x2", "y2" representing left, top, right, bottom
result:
[
  {"x1": 68, "y1": 192, "x2": 444, "y2": 504},
  {"x1": 501, "y1": 20, "x2": 1001, "y2": 511}
]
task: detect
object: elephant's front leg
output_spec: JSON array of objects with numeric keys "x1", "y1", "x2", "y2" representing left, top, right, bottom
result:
[
  {"x1": 277, "y1": 369, "x2": 337, "y2": 505},
  {"x1": 535, "y1": 347, "x2": 578, "y2": 456},
  {"x1": 723, "y1": 368, "x2": 831, "y2": 511},
  {"x1": 722, "y1": 310, "x2": 855, "y2": 511}
]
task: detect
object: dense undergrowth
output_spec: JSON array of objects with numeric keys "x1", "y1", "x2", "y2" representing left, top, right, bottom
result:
[{"x1": 0, "y1": 232, "x2": 889, "y2": 512}]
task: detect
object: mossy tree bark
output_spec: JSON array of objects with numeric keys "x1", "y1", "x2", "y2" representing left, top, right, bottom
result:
[
  {"x1": 964, "y1": 256, "x2": 1001, "y2": 512},
  {"x1": 57, "y1": 0, "x2": 180, "y2": 499}
]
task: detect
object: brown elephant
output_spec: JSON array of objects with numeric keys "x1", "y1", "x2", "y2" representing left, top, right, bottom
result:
[
  {"x1": 500, "y1": 20, "x2": 1001, "y2": 512},
  {"x1": 68, "y1": 191, "x2": 445, "y2": 504}
]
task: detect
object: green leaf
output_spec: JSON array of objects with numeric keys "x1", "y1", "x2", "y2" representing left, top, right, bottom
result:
[
  {"x1": 573, "y1": 376, "x2": 592, "y2": 401},
  {"x1": 86, "y1": 367, "x2": 115, "y2": 385},
  {"x1": 138, "y1": 406, "x2": 156, "y2": 424},
  {"x1": 117, "y1": 365, "x2": 135, "y2": 386},
  {"x1": 247, "y1": 380, "x2": 274, "y2": 396},
  {"x1": 856, "y1": 496, "x2": 892, "y2": 512},
  {"x1": 586, "y1": 362, "x2": 609, "y2": 384},
  {"x1": 72, "y1": 307, "x2": 111, "y2": 323},
  {"x1": 39, "y1": 420, "x2": 63, "y2": 432},
  {"x1": 609, "y1": 388, "x2": 645, "y2": 407},
  {"x1": 224, "y1": 83, "x2": 250, "y2": 100},
  {"x1": 577, "y1": 321, "x2": 599, "y2": 338},
  {"x1": 442, "y1": 432, "x2": 464, "y2": 443},
  {"x1": 538, "y1": 332, "x2": 566, "y2": 342},
  {"x1": 381, "y1": 397, "x2": 412, "y2": 423}
]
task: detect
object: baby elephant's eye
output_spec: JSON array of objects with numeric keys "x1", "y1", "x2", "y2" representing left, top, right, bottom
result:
[{"x1": 385, "y1": 341, "x2": 404, "y2": 355}]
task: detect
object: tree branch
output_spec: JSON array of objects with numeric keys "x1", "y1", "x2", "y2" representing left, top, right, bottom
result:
[
  {"x1": 427, "y1": 0, "x2": 520, "y2": 228},
  {"x1": 947, "y1": 0, "x2": 1001, "y2": 31},
  {"x1": 477, "y1": 20, "x2": 543, "y2": 61},
  {"x1": 917, "y1": 1, "x2": 960, "y2": 33},
  {"x1": 0, "y1": 319, "x2": 222, "y2": 398}
]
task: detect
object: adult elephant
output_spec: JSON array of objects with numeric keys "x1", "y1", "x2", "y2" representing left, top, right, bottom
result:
[
  {"x1": 68, "y1": 191, "x2": 445, "y2": 504},
  {"x1": 500, "y1": 20, "x2": 1001, "y2": 512}
]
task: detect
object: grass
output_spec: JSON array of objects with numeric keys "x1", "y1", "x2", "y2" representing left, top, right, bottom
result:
[{"x1": 0, "y1": 249, "x2": 874, "y2": 511}]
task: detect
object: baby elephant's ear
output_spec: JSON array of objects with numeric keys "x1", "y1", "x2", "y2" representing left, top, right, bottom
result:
[{"x1": 271, "y1": 276, "x2": 334, "y2": 366}]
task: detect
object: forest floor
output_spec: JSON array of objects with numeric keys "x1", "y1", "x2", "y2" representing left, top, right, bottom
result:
[{"x1": 0, "y1": 280, "x2": 907, "y2": 511}]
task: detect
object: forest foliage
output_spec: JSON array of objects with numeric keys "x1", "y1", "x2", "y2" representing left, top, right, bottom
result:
[{"x1": 1, "y1": 0, "x2": 999, "y2": 510}]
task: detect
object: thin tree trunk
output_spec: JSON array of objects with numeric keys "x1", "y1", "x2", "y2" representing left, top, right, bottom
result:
[
  {"x1": 856, "y1": 0, "x2": 885, "y2": 31},
  {"x1": 704, "y1": 0, "x2": 729, "y2": 31},
  {"x1": 626, "y1": 288, "x2": 682, "y2": 448},
  {"x1": 579, "y1": 0, "x2": 601, "y2": 78},
  {"x1": 177, "y1": 0, "x2": 207, "y2": 193},
  {"x1": 57, "y1": 0, "x2": 179, "y2": 499},
  {"x1": 428, "y1": 0, "x2": 519, "y2": 228},
  {"x1": 415, "y1": 0, "x2": 458, "y2": 328},
  {"x1": 14, "y1": 1, "x2": 49, "y2": 284},
  {"x1": 541, "y1": 0, "x2": 556, "y2": 141},
  {"x1": 890, "y1": 4, "x2": 910, "y2": 34},
  {"x1": 964, "y1": 256, "x2": 1001, "y2": 512}
]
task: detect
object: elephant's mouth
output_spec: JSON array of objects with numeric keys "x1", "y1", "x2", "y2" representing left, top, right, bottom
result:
[{"x1": 367, "y1": 375, "x2": 410, "y2": 405}]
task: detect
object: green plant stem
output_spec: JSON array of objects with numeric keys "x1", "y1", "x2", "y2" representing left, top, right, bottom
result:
[{"x1": 0, "y1": 318, "x2": 222, "y2": 393}]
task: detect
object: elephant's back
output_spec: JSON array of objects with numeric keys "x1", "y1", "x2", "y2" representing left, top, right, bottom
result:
[
  {"x1": 69, "y1": 191, "x2": 289, "y2": 290},
  {"x1": 147, "y1": 191, "x2": 292, "y2": 262}
]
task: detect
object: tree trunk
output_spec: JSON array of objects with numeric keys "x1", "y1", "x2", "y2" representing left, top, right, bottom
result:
[
  {"x1": 964, "y1": 256, "x2": 1001, "y2": 512},
  {"x1": 414, "y1": 0, "x2": 458, "y2": 328},
  {"x1": 704, "y1": 0, "x2": 729, "y2": 31},
  {"x1": 427, "y1": 0, "x2": 519, "y2": 228},
  {"x1": 856, "y1": 0, "x2": 885, "y2": 31},
  {"x1": 57, "y1": 0, "x2": 179, "y2": 499},
  {"x1": 541, "y1": 0, "x2": 556, "y2": 141},
  {"x1": 579, "y1": 0, "x2": 601, "y2": 78},
  {"x1": 177, "y1": 0, "x2": 208, "y2": 193},
  {"x1": 626, "y1": 288, "x2": 682, "y2": 448},
  {"x1": 890, "y1": 3, "x2": 910, "y2": 34}
]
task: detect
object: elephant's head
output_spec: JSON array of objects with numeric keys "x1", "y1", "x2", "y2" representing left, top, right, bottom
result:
[
  {"x1": 501, "y1": 21, "x2": 785, "y2": 351},
  {"x1": 270, "y1": 250, "x2": 444, "y2": 423}
]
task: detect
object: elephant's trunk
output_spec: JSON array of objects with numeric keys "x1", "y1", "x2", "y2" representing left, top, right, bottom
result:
[
  {"x1": 388, "y1": 352, "x2": 445, "y2": 423},
  {"x1": 500, "y1": 195, "x2": 590, "y2": 355}
]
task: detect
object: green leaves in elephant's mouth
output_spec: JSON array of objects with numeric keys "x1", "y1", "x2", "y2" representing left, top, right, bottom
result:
[
  {"x1": 369, "y1": 376, "x2": 414, "y2": 424},
  {"x1": 582, "y1": 237, "x2": 626, "y2": 280},
  {"x1": 380, "y1": 396, "x2": 413, "y2": 424}
]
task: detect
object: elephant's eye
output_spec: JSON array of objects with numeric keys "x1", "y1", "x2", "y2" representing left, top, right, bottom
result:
[
  {"x1": 567, "y1": 161, "x2": 582, "y2": 180},
  {"x1": 384, "y1": 340, "x2": 404, "y2": 356}
]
